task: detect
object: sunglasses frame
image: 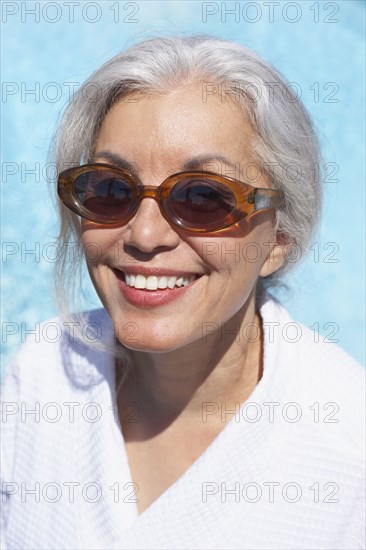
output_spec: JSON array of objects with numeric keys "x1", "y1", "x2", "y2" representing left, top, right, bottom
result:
[{"x1": 57, "y1": 163, "x2": 283, "y2": 233}]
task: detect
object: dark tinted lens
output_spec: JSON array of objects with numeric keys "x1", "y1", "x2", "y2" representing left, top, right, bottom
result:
[
  {"x1": 74, "y1": 171, "x2": 132, "y2": 217},
  {"x1": 169, "y1": 178, "x2": 236, "y2": 224}
]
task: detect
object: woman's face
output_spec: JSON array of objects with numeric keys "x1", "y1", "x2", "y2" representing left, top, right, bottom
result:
[{"x1": 81, "y1": 84, "x2": 284, "y2": 351}]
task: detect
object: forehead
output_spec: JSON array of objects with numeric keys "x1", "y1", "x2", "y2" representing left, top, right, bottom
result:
[{"x1": 94, "y1": 84, "x2": 258, "y2": 175}]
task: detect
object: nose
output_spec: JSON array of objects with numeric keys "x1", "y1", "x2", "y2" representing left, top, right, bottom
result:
[{"x1": 123, "y1": 196, "x2": 180, "y2": 253}]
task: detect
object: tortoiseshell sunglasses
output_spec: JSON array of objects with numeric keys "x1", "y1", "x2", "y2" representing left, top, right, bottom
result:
[{"x1": 58, "y1": 163, "x2": 282, "y2": 233}]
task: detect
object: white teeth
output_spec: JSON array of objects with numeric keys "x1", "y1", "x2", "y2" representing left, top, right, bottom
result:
[
  {"x1": 123, "y1": 272, "x2": 198, "y2": 290},
  {"x1": 167, "y1": 277, "x2": 176, "y2": 289},
  {"x1": 125, "y1": 274, "x2": 135, "y2": 286},
  {"x1": 146, "y1": 276, "x2": 158, "y2": 290},
  {"x1": 158, "y1": 276, "x2": 168, "y2": 289},
  {"x1": 135, "y1": 274, "x2": 147, "y2": 289}
]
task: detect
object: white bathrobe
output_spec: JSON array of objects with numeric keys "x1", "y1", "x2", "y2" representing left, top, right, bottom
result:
[{"x1": 1, "y1": 299, "x2": 365, "y2": 549}]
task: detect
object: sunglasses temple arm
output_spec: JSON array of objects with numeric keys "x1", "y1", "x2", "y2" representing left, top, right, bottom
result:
[{"x1": 253, "y1": 189, "x2": 282, "y2": 211}]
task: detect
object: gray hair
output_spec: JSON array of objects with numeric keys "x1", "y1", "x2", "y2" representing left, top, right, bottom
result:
[{"x1": 50, "y1": 34, "x2": 322, "y2": 353}]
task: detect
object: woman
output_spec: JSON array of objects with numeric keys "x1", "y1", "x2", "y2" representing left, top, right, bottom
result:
[{"x1": 1, "y1": 35, "x2": 364, "y2": 549}]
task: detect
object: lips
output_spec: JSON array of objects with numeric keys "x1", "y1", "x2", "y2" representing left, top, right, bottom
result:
[{"x1": 113, "y1": 268, "x2": 203, "y2": 307}]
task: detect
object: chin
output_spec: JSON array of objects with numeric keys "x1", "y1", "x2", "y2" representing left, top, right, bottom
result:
[
  {"x1": 122, "y1": 341, "x2": 181, "y2": 353},
  {"x1": 114, "y1": 324, "x2": 195, "y2": 354},
  {"x1": 118, "y1": 338, "x2": 185, "y2": 354}
]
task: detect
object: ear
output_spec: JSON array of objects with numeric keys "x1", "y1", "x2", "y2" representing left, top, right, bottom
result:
[{"x1": 259, "y1": 233, "x2": 291, "y2": 278}]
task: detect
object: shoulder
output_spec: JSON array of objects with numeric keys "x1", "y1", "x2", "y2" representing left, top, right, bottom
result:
[
  {"x1": 261, "y1": 297, "x2": 364, "y2": 385},
  {"x1": 261, "y1": 298, "x2": 365, "y2": 453},
  {"x1": 0, "y1": 308, "x2": 116, "y2": 482},
  {"x1": 1, "y1": 308, "x2": 114, "y2": 399}
]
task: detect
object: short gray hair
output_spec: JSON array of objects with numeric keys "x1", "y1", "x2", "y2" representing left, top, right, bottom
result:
[{"x1": 51, "y1": 34, "x2": 322, "y2": 326}]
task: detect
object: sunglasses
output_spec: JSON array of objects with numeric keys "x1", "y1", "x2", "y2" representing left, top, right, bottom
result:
[{"x1": 57, "y1": 163, "x2": 282, "y2": 233}]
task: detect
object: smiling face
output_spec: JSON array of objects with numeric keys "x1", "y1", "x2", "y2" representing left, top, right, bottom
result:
[{"x1": 81, "y1": 84, "x2": 285, "y2": 352}]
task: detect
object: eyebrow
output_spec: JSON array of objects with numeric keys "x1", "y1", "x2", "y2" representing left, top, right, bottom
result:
[
  {"x1": 183, "y1": 154, "x2": 239, "y2": 172},
  {"x1": 93, "y1": 151, "x2": 138, "y2": 174},
  {"x1": 93, "y1": 150, "x2": 239, "y2": 175}
]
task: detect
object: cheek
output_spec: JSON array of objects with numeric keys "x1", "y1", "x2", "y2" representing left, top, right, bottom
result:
[
  {"x1": 80, "y1": 225, "x2": 119, "y2": 270},
  {"x1": 80, "y1": 229, "x2": 121, "y2": 309},
  {"x1": 193, "y1": 222, "x2": 274, "y2": 279},
  {"x1": 213, "y1": 242, "x2": 265, "y2": 271}
]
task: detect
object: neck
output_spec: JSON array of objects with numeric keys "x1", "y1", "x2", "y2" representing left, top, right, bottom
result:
[{"x1": 116, "y1": 292, "x2": 263, "y2": 436}]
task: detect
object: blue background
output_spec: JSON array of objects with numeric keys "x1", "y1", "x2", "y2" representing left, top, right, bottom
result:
[{"x1": 1, "y1": 0, "x2": 365, "y2": 365}]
